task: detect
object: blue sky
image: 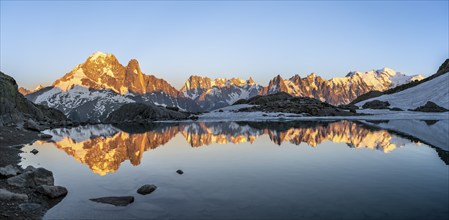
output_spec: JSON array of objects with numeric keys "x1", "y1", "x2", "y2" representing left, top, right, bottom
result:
[{"x1": 1, "y1": 1, "x2": 447, "y2": 89}]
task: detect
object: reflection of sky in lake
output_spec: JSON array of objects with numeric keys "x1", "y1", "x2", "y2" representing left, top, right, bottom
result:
[{"x1": 20, "y1": 121, "x2": 449, "y2": 220}]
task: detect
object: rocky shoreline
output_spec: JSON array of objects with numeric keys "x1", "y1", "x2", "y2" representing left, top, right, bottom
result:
[{"x1": 0, "y1": 127, "x2": 67, "y2": 220}]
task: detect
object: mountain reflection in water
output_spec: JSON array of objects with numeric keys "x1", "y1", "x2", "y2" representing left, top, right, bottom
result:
[{"x1": 38, "y1": 121, "x2": 447, "y2": 175}]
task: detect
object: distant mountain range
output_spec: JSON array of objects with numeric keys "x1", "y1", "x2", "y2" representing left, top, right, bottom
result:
[{"x1": 21, "y1": 52, "x2": 424, "y2": 121}]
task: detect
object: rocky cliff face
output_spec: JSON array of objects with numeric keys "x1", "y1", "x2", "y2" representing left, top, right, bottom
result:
[
  {"x1": 180, "y1": 76, "x2": 262, "y2": 110},
  {"x1": 0, "y1": 71, "x2": 67, "y2": 126},
  {"x1": 53, "y1": 52, "x2": 180, "y2": 96},
  {"x1": 260, "y1": 68, "x2": 423, "y2": 105}
]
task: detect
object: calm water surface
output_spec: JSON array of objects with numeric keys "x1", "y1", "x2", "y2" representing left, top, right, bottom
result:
[{"x1": 20, "y1": 120, "x2": 449, "y2": 220}]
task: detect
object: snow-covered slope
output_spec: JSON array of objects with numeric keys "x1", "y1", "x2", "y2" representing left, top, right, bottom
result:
[{"x1": 356, "y1": 72, "x2": 449, "y2": 110}]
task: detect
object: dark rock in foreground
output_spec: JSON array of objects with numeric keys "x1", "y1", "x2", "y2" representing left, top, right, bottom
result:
[
  {"x1": 105, "y1": 103, "x2": 189, "y2": 123},
  {"x1": 7, "y1": 167, "x2": 54, "y2": 188},
  {"x1": 38, "y1": 133, "x2": 53, "y2": 139},
  {"x1": 137, "y1": 184, "x2": 157, "y2": 195},
  {"x1": 412, "y1": 101, "x2": 449, "y2": 112},
  {"x1": 362, "y1": 100, "x2": 390, "y2": 109},
  {"x1": 90, "y1": 196, "x2": 134, "y2": 206},
  {"x1": 236, "y1": 92, "x2": 358, "y2": 116},
  {"x1": 176, "y1": 170, "x2": 184, "y2": 175},
  {"x1": 0, "y1": 71, "x2": 67, "y2": 127},
  {"x1": 0, "y1": 165, "x2": 21, "y2": 178},
  {"x1": 36, "y1": 185, "x2": 68, "y2": 199},
  {"x1": 0, "y1": 188, "x2": 28, "y2": 201},
  {"x1": 18, "y1": 203, "x2": 42, "y2": 212},
  {"x1": 31, "y1": 149, "x2": 39, "y2": 155}
]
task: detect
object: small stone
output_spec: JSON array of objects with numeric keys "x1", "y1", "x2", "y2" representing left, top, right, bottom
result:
[
  {"x1": 36, "y1": 185, "x2": 68, "y2": 199},
  {"x1": 31, "y1": 149, "x2": 39, "y2": 155},
  {"x1": 0, "y1": 188, "x2": 28, "y2": 201},
  {"x1": 90, "y1": 196, "x2": 134, "y2": 206},
  {"x1": 176, "y1": 170, "x2": 184, "y2": 175},
  {"x1": 19, "y1": 203, "x2": 41, "y2": 212},
  {"x1": 137, "y1": 184, "x2": 157, "y2": 195}
]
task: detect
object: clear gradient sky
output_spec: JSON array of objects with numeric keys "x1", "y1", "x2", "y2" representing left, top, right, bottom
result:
[{"x1": 1, "y1": 1, "x2": 448, "y2": 89}]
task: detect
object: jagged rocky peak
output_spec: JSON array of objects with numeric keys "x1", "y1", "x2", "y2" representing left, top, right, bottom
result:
[
  {"x1": 181, "y1": 75, "x2": 255, "y2": 92},
  {"x1": 259, "y1": 68, "x2": 424, "y2": 105},
  {"x1": 247, "y1": 77, "x2": 255, "y2": 85},
  {"x1": 261, "y1": 75, "x2": 289, "y2": 95},
  {"x1": 19, "y1": 84, "x2": 46, "y2": 96},
  {"x1": 181, "y1": 75, "x2": 214, "y2": 91},
  {"x1": 51, "y1": 51, "x2": 180, "y2": 96}
]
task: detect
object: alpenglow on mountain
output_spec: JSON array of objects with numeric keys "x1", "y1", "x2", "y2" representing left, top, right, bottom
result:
[{"x1": 23, "y1": 52, "x2": 423, "y2": 121}]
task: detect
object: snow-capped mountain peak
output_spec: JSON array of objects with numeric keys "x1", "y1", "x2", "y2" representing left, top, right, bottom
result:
[
  {"x1": 180, "y1": 75, "x2": 263, "y2": 110},
  {"x1": 260, "y1": 68, "x2": 424, "y2": 105}
]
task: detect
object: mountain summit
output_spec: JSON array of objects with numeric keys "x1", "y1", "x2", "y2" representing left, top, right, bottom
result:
[
  {"x1": 24, "y1": 51, "x2": 426, "y2": 120},
  {"x1": 26, "y1": 52, "x2": 201, "y2": 121},
  {"x1": 53, "y1": 52, "x2": 179, "y2": 96},
  {"x1": 260, "y1": 69, "x2": 423, "y2": 105}
]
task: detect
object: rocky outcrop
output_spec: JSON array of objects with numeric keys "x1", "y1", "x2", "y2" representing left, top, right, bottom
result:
[
  {"x1": 105, "y1": 103, "x2": 189, "y2": 123},
  {"x1": 0, "y1": 71, "x2": 67, "y2": 127},
  {"x1": 237, "y1": 92, "x2": 358, "y2": 116},
  {"x1": 362, "y1": 100, "x2": 390, "y2": 109},
  {"x1": 412, "y1": 101, "x2": 448, "y2": 112}
]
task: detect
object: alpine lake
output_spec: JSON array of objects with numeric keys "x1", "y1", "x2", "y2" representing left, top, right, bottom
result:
[{"x1": 19, "y1": 120, "x2": 449, "y2": 220}]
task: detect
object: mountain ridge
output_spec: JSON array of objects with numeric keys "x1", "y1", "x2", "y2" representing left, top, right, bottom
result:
[{"x1": 24, "y1": 52, "x2": 427, "y2": 120}]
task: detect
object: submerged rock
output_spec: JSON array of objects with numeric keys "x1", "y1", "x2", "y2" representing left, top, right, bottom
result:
[
  {"x1": 36, "y1": 185, "x2": 68, "y2": 198},
  {"x1": 137, "y1": 184, "x2": 157, "y2": 195},
  {"x1": 7, "y1": 167, "x2": 54, "y2": 188},
  {"x1": 89, "y1": 196, "x2": 134, "y2": 206},
  {"x1": 0, "y1": 188, "x2": 28, "y2": 201},
  {"x1": 176, "y1": 170, "x2": 184, "y2": 175},
  {"x1": 0, "y1": 165, "x2": 21, "y2": 178}
]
